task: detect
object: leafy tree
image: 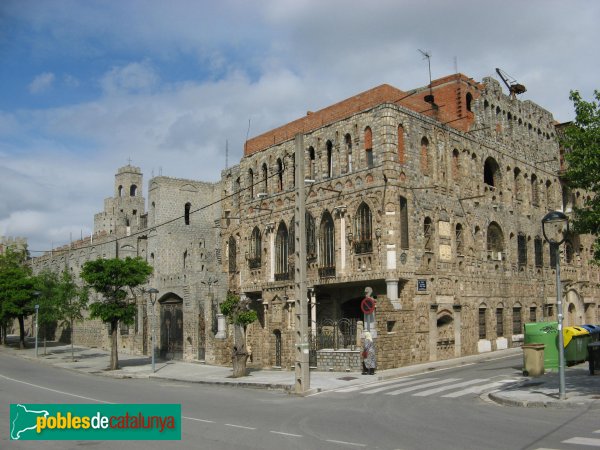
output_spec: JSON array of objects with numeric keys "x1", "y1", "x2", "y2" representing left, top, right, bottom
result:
[
  {"x1": 560, "y1": 90, "x2": 600, "y2": 264},
  {"x1": 220, "y1": 291, "x2": 258, "y2": 377},
  {"x1": 55, "y1": 270, "x2": 89, "y2": 361},
  {"x1": 33, "y1": 270, "x2": 61, "y2": 355},
  {"x1": 0, "y1": 248, "x2": 35, "y2": 348},
  {"x1": 80, "y1": 257, "x2": 152, "y2": 370}
]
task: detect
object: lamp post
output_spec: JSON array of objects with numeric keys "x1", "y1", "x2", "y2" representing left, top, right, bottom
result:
[
  {"x1": 541, "y1": 210, "x2": 569, "y2": 400},
  {"x1": 147, "y1": 288, "x2": 159, "y2": 373},
  {"x1": 33, "y1": 291, "x2": 40, "y2": 358}
]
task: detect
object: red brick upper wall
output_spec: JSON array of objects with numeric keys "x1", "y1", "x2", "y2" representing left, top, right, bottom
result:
[{"x1": 244, "y1": 73, "x2": 483, "y2": 156}]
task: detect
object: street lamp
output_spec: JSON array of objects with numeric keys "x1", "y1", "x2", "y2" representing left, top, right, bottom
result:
[
  {"x1": 33, "y1": 291, "x2": 40, "y2": 358},
  {"x1": 147, "y1": 288, "x2": 159, "y2": 373},
  {"x1": 541, "y1": 210, "x2": 569, "y2": 400}
]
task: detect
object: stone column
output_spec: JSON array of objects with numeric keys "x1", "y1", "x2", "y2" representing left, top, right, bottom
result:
[
  {"x1": 265, "y1": 222, "x2": 275, "y2": 282},
  {"x1": 215, "y1": 314, "x2": 227, "y2": 339},
  {"x1": 334, "y1": 206, "x2": 347, "y2": 273},
  {"x1": 309, "y1": 288, "x2": 317, "y2": 336},
  {"x1": 386, "y1": 279, "x2": 400, "y2": 310}
]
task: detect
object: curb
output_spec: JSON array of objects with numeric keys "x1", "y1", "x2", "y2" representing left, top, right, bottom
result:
[
  {"x1": 148, "y1": 375, "x2": 292, "y2": 392},
  {"x1": 488, "y1": 392, "x2": 600, "y2": 409}
]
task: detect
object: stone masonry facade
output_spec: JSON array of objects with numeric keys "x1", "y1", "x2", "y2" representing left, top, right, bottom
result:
[{"x1": 27, "y1": 72, "x2": 600, "y2": 373}]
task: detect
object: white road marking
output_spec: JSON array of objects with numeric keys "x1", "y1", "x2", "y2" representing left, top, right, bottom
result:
[
  {"x1": 326, "y1": 439, "x2": 366, "y2": 447},
  {"x1": 334, "y1": 377, "x2": 420, "y2": 393},
  {"x1": 441, "y1": 379, "x2": 517, "y2": 398},
  {"x1": 413, "y1": 378, "x2": 489, "y2": 396},
  {"x1": 183, "y1": 417, "x2": 214, "y2": 423},
  {"x1": 563, "y1": 437, "x2": 600, "y2": 446},
  {"x1": 270, "y1": 431, "x2": 303, "y2": 437},
  {"x1": 225, "y1": 423, "x2": 256, "y2": 430},
  {"x1": 386, "y1": 378, "x2": 462, "y2": 395},
  {"x1": 0, "y1": 374, "x2": 111, "y2": 403},
  {"x1": 361, "y1": 378, "x2": 439, "y2": 394}
]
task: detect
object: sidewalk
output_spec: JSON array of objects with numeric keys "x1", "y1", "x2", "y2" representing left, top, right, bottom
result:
[{"x1": 2, "y1": 338, "x2": 599, "y2": 408}]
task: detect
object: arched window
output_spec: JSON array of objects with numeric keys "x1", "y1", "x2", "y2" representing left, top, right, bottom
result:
[
  {"x1": 306, "y1": 212, "x2": 317, "y2": 261},
  {"x1": 319, "y1": 211, "x2": 335, "y2": 277},
  {"x1": 249, "y1": 227, "x2": 261, "y2": 269},
  {"x1": 452, "y1": 149, "x2": 460, "y2": 179},
  {"x1": 277, "y1": 158, "x2": 284, "y2": 192},
  {"x1": 466, "y1": 92, "x2": 473, "y2": 112},
  {"x1": 228, "y1": 236, "x2": 237, "y2": 273},
  {"x1": 484, "y1": 157, "x2": 501, "y2": 188},
  {"x1": 534, "y1": 236, "x2": 543, "y2": 268},
  {"x1": 517, "y1": 233, "x2": 527, "y2": 268},
  {"x1": 345, "y1": 134, "x2": 353, "y2": 173},
  {"x1": 248, "y1": 169, "x2": 254, "y2": 198},
  {"x1": 455, "y1": 223, "x2": 464, "y2": 255},
  {"x1": 354, "y1": 202, "x2": 372, "y2": 254},
  {"x1": 424, "y1": 217, "x2": 433, "y2": 251},
  {"x1": 275, "y1": 222, "x2": 289, "y2": 280},
  {"x1": 400, "y1": 196, "x2": 409, "y2": 250},
  {"x1": 234, "y1": 177, "x2": 241, "y2": 208},
  {"x1": 513, "y1": 168, "x2": 522, "y2": 200},
  {"x1": 420, "y1": 137, "x2": 430, "y2": 175},
  {"x1": 398, "y1": 125, "x2": 405, "y2": 164},
  {"x1": 118, "y1": 185, "x2": 123, "y2": 197},
  {"x1": 364, "y1": 127, "x2": 373, "y2": 168},
  {"x1": 261, "y1": 163, "x2": 268, "y2": 194},
  {"x1": 308, "y1": 146, "x2": 316, "y2": 180},
  {"x1": 326, "y1": 140, "x2": 333, "y2": 178},
  {"x1": 479, "y1": 304, "x2": 487, "y2": 339},
  {"x1": 130, "y1": 184, "x2": 137, "y2": 196},
  {"x1": 545, "y1": 180, "x2": 553, "y2": 208},
  {"x1": 184, "y1": 202, "x2": 191, "y2": 225},
  {"x1": 531, "y1": 174, "x2": 539, "y2": 205},
  {"x1": 487, "y1": 222, "x2": 504, "y2": 260}
]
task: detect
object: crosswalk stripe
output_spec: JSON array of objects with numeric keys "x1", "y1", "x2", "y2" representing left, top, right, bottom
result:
[
  {"x1": 441, "y1": 379, "x2": 518, "y2": 398},
  {"x1": 562, "y1": 437, "x2": 600, "y2": 446},
  {"x1": 412, "y1": 378, "x2": 490, "y2": 397},
  {"x1": 360, "y1": 378, "x2": 438, "y2": 394},
  {"x1": 335, "y1": 377, "x2": 422, "y2": 393},
  {"x1": 386, "y1": 378, "x2": 462, "y2": 396}
]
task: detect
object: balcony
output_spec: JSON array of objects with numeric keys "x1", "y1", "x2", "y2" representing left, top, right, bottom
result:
[
  {"x1": 318, "y1": 266, "x2": 336, "y2": 278},
  {"x1": 354, "y1": 240, "x2": 373, "y2": 255},
  {"x1": 248, "y1": 257, "x2": 261, "y2": 270}
]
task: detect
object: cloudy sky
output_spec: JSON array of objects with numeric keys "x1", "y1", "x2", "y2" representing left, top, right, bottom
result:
[{"x1": 1, "y1": 0, "x2": 598, "y2": 254}]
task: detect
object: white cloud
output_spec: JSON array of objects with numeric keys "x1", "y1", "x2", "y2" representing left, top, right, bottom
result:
[
  {"x1": 28, "y1": 72, "x2": 55, "y2": 94},
  {"x1": 100, "y1": 61, "x2": 159, "y2": 95}
]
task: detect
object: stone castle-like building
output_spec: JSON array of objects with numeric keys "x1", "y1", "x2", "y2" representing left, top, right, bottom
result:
[{"x1": 29, "y1": 72, "x2": 600, "y2": 372}]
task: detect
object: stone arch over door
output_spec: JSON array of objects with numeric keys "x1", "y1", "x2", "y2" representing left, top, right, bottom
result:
[
  {"x1": 436, "y1": 310, "x2": 455, "y2": 361},
  {"x1": 159, "y1": 293, "x2": 184, "y2": 360},
  {"x1": 566, "y1": 289, "x2": 584, "y2": 326}
]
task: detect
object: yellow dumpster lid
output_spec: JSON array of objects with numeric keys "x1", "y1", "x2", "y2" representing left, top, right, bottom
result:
[{"x1": 563, "y1": 326, "x2": 590, "y2": 347}]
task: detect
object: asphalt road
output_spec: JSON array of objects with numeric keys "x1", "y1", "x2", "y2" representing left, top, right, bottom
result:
[{"x1": 1, "y1": 352, "x2": 599, "y2": 449}]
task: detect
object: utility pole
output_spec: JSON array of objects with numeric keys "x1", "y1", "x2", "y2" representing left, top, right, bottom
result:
[{"x1": 294, "y1": 133, "x2": 310, "y2": 394}]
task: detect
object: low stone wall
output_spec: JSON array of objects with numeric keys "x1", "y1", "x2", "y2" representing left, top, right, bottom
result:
[{"x1": 316, "y1": 349, "x2": 361, "y2": 371}]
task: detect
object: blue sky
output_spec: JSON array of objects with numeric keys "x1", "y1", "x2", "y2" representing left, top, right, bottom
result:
[{"x1": 1, "y1": 0, "x2": 599, "y2": 253}]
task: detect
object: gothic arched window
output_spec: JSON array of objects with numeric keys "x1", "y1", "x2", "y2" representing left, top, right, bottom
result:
[{"x1": 354, "y1": 202, "x2": 372, "y2": 254}]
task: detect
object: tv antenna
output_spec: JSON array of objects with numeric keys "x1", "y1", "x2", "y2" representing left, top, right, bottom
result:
[
  {"x1": 495, "y1": 68, "x2": 527, "y2": 98},
  {"x1": 418, "y1": 49, "x2": 434, "y2": 103}
]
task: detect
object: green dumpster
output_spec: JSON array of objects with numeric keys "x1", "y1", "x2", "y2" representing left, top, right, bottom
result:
[
  {"x1": 524, "y1": 322, "x2": 559, "y2": 370},
  {"x1": 563, "y1": 326, "x2": 590, "y2": 365}
]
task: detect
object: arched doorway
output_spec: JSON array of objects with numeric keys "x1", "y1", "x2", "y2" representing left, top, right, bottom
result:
[
  {"x1": 273, "y1": 330, "x2": 282, "y2": 368},
  {"x1": 566, "y1": 290, "x2": 584, "y2": 326},
  {"x1": 437, "y1": 312, "x2": 455, "y2": 360},
  {"x1": 160, "y1": 294, "x2": 183, "y2": 360}
]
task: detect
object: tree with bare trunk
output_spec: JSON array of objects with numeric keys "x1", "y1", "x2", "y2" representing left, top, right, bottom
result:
[
  {"x1": 80, "y1": 257, "x2": 152, "y2": 370},
  {"x1": 220, "y1": 291, "x2": 257, "y2": 378},
  {"x1": 0, "y1": 247, "x2": 35, "y2": 349}
]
